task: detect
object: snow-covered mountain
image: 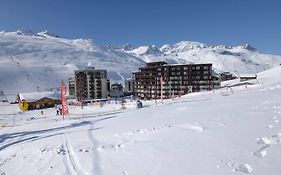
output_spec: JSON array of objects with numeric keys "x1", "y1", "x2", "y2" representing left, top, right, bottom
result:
[
  {"x1": 0, "y1": 29, "x2": 145, "y2": 96},
  {"x1": 117, "y1": 41, "x2": 281, "y2": 75},
  {"x1": 1, "y1": 29, "x2": 281, "y2": 96}
]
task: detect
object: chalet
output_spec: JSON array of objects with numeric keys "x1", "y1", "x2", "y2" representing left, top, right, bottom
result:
[{"x1": 17, "y1": 91, "x2": 61, "y2": 111}]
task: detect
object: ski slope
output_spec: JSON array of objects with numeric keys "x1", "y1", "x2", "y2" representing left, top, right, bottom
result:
[
  {"x1": 0, "y1": 65, "x2": 280, "y2": 175},
  {"x1": 0, "y1": 30, "x2": 145, "y2": 96}
]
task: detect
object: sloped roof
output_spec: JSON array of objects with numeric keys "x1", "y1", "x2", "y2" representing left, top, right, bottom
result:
[{"x1": 18, "y1": 91, "x2": 61, "y2": 102}]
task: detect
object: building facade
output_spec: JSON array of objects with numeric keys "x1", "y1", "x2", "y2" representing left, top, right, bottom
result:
[
  {"x1": 240, "y1": 74, "x2": 257, "y2": 82},
  {"x1": 212, "y1": 71, "x2": 222, "y2": 89},
  {"x1": 74, "y1": 66, "x2": 108, "y2": 100},
  {"x1": 133, "y1": 61, "x2": 213, "y2": 100},
  {"x1": 124, "y1": 78, "x2": 134, "y2": 93},
  {"x1": 220, "y1": 72, "x2": 236, "y2": 81},
  {"x1": 68, "y1": 76, "x2": 75, "y2": 98},
  {"x1": 109, "y1": 83, "x2": 124, "y2": 98}
]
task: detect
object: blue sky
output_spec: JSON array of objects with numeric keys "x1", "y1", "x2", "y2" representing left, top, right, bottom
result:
[{"x1": 0, "y1": 0, "x2": 280, "y2": 54}]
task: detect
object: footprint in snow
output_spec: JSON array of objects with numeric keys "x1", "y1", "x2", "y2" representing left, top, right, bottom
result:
[
  {"x1": 178, "y1": 123, "x2": 205, "y2": 132},
  {"x1": 77, "y1": 149, "x2": 90, "y2": 153},
  {"x1": 253, "y1": 145, "x2": 269, "y2": 158},
  {"x1": 236, "y1": 164, "x2": 253, "y2": 174},
  {"x1": 254, "y1": 133, "x2": 281, "y2": 158},
  {"x1": 267, "y1": 124, "x2": 274, "y2": 129}
]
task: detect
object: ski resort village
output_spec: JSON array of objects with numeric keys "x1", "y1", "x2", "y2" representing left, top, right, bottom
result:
[{"x1": 0, "y1": 29, "x2": 281, "y2": 175}]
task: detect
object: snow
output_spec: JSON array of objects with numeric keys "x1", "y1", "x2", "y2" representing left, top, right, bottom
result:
[
  {"x1": 0, "y1": 66, "x2": 281, "y2": 175},
  {"x1": 0, "y1": 30, "x2": 145, "y2": 96},
  {"x1": 120, "y1": 41, "x2": 281, "y2": 76},
  {"x1": 1, "y1": 30, "x2": 281, "y2": 97}
]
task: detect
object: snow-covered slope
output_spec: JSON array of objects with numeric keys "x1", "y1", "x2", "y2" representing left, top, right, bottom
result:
[
  {"x1": 0, "y1": 66, "x2": 281, "y2": 175},
  {"x1": 0, "y1": 30, "x2": 145, "y2": 96},
  {"x1": 1, "y1": 29, "x2": 281, "y2": 96},
  {"x1": 118, "y1": 41, "x2": 281, "y2": 75},
  {"x1": 258, "y1": 65, "x2": 281, "y2": 87}
]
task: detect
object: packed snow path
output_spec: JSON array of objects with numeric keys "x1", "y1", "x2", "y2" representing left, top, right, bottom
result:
[{"x1": 1, "y1": 66, "x2": 281, "y2": 174}]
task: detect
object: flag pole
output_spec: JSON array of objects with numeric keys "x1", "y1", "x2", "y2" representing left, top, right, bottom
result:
[{"x1": 61, "y1": 80, "x2": 69, "y2": 118}]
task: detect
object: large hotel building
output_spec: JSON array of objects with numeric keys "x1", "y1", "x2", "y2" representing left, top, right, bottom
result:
[{"x1": 133, "y1": 61, "x2": 213, "y2": 99}]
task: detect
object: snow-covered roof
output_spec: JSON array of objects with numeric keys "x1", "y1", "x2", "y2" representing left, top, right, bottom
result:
[
  {"x1": 18, "y1": 91, "x2": 61, "y2": 102},
  {"x1": 239, "y1": 74, "x2": 257, "y2": 77},
  {"x1": 163, "y1": 63, "x2": 212, "y2": 67}
]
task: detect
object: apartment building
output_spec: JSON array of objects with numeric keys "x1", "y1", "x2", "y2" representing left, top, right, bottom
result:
[
  {"x1": 74, "y1": 66, "x2": 108, "y2": 100},
  {"x1": 133, "y1": 61, "x2": 213, "y2": 100}
]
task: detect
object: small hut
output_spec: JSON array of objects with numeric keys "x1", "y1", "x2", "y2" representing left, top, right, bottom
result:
[{"x1": 17, "y1": 91, "x2": 61, "y2": 111}]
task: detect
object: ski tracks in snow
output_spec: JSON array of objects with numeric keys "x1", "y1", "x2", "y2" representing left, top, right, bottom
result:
[
  {"x1": 62, "y1": 133, "x2": 87, "y2": 175},
  {"x1": 87, "y1": 122, "x2": 103, "y2": 175}
]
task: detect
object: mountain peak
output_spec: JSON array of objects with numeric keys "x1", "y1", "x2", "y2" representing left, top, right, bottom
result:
[
  {"x1": 37, "y1": 30, "x2": 60, "y2": 38},
  {"x1": 12, "y1": 29, "x2": 61, "y2": 38},
  {"x1": 175, "y1": 41, "x2": 208, "y2": 49},
  {"x1": 238, "y1": 44, "x2": 256, "y2": 51},
  {"x1": 136, "y1": 45, "x2": 162, "y2": 55},
  {"x1": 159, "y1": 41, "x2": 207, "y2": 54},
  {"x1": 16, "y1": 29, "x2": 37, "y2": 36},
  {"x1": 122, "y1": 44, "x2": 135, "y2": 51}
]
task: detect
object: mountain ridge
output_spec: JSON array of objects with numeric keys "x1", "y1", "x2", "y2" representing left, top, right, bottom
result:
[
  {"x1": 1, "y1": 29, "x2": 281, "y2": 96},
  {"x1": 0, "y1": 30, "x2": 145, "y2": 96},
  {"x1": 114, "y1": 41, "x2": 281, "y2": 75}
]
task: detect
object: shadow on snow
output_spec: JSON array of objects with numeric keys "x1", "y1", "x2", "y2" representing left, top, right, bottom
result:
[{"x1": 0, "y1": 115, "x2": 117, "y2": 151}]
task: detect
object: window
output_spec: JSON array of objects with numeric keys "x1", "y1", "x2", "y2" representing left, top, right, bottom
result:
[{"x1": 204, "y1": 76, "x2": 210, "y2": 79}]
